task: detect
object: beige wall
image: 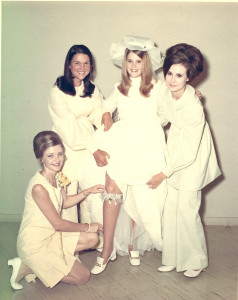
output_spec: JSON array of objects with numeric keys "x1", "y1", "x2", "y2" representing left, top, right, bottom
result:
[{"x1": 1, "y1": 1, "x2": 238, "y2": 225}]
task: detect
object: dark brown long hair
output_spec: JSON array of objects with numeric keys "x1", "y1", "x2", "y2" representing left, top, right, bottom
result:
[{"x1": 55, "y1": 45, "x2": 95, "y2": 97}]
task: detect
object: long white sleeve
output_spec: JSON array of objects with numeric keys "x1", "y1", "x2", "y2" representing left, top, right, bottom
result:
[
  {"x1": 102, "y1": 83, "x2": 120, "y2": 115},
  {"x1": 157, "y1": 81, "x2": 170, "y2": 127},
  {"x1": 87, "y1": 88, "x2": 106, "y2": 129},
  {"x1": 48, "y1": 85, "x2": 103, "y2": 153},
  {"x1": 162, "y1": 88, "x2": 206, "y2": 178}
]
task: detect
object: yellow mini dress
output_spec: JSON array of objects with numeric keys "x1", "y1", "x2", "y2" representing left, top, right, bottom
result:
[{"x1": 17, "y1": 171, "x2": 80, "y2": 288}]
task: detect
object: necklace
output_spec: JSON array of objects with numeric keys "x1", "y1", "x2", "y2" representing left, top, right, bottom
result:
[{"x1": 41, "y1": 170, "x2": 57, "y2": 187}]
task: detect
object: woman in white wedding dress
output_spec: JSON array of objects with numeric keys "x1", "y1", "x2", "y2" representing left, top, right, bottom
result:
[{"x1": 91, "y1": 36, "x2": 167, "y2": 274}]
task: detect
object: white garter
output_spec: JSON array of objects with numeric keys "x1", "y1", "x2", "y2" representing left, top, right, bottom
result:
[{"x1": 103, "y1": 191, "x2": 123, "y2": 205}]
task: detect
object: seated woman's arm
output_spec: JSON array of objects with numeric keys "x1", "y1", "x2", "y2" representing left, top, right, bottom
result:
[
  {"x1": 61, "y1": 184, "x2": 104, "y2": 209},
  {"x1": 32, "y1": 184, "x2": 103, "y2": 233}
]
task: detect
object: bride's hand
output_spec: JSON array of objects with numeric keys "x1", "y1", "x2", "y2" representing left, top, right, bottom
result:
[{"x1": 93, "y1": 149, "x2": 110, "y2": 167}]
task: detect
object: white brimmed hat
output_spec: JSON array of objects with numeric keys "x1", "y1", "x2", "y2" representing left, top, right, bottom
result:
[{"x1": 109, "y1": 35, "x2": 162, "y2": 72}]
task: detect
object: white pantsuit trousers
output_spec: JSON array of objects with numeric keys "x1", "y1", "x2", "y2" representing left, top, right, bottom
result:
[{"x1": 162, "y1": 185, "x2": 208, "y2": 272}]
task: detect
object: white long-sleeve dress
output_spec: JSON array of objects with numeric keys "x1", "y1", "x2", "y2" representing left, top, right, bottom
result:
[
  {"x1": 94, "y1": 77, "x2": 167, "y2": 255},
  {"x1": 48, "y1": 82, "x2": 105, "y2": 225}
]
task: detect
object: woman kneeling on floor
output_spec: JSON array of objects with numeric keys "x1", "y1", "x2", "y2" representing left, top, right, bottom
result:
[{"x1": 8, "y1": 130, "x2": 104, "y2": 289}]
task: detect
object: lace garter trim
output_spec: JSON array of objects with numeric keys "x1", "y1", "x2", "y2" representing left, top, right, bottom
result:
[{"x1": 103, "y1": 191, "x2": 123, "y2": 205}]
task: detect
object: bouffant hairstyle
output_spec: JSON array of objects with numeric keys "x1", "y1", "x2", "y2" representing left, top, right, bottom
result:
[
  {"x1": 33, "y1": 131, "x2": 65, "y2": 159},
  {"x1": 55, "y1": 44, "x2": 95, "y2": 98},
  {"x1": 163, "y1": 43, "x2": 203, "y2": 82},
  {"x1": 118, "y1": 49, "x2": 154, "y2": 97}
]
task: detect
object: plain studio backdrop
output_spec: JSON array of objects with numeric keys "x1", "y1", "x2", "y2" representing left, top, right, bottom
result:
[{"x1": 1, "y1": 1, "x2": 238, "y2": 226}]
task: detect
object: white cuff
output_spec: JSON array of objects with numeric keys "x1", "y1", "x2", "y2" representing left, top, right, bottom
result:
[{"x1": 162, "y1": 165, "x2": 174, "y2": 178}]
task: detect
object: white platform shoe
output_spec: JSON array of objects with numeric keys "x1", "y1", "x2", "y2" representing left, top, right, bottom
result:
[
  {"x1": 129, "y1": 251, "x2": 140, "y2": 266},
  {"x1": 91, "y1": 248, "x2": 117, "y2": 275}
]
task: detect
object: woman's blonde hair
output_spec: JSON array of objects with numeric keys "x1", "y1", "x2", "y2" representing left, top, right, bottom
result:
[
  {"x1": 118, "y1": 49, "x2": 156, "y2": 97},
  {"x1": 33, "y1": 131, "x2": 65, "y2": 159}
]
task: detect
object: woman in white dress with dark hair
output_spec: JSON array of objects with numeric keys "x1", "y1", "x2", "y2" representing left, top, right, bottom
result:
[
  {"x1": 91, "y1": 36, "x2": 167, "y2": 274},
  {"x1": 48, "y1": 45, "x2": 110, "y2": 245},
  {"x1": 155, "y1": 43, "x2": 221, "y2": 278}
]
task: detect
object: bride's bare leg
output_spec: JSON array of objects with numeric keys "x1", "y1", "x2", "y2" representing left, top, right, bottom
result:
[
  {"x1": 128, "y1": 219, "x2": 140, "y2": 266},
  {"x1": 91, "y1": 173, "x2": 123, "y2": 274},
  {"x1": 100, "y1": 173, "x2": 122, "y2": 264},
  {"x1": 128, "y1": 219, "x2": 136, "y2": 252}
]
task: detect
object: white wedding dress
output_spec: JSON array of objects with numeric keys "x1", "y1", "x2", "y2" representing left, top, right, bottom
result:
[{"x1": 94, "y1": 77, "x2": 167, "y2": 255}]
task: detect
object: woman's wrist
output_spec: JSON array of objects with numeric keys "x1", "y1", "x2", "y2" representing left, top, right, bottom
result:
[
  {"x1": 83, "y1": 189, "x2": 90, "y2": 197},
  {"x1": 84, "y1": 223, "x2": 90, "y2": 232}
]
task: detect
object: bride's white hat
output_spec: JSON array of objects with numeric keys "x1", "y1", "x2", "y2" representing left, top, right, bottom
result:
[{"x1": 109, "y1": 35, "x2": 162, "y2": 72}]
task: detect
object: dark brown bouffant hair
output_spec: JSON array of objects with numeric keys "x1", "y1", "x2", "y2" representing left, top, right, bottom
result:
[
  {"x1": 163, "y1": 43, "x2": 203, "y2": 82},
  {"x1": 33, "y1": 131, "x2": 65, "y2": 159},
  {"x1": 55, "y1": 44, "x2": 95, "y2": 98}
]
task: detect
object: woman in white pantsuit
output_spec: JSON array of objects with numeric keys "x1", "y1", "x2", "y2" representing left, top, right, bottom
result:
[{"x1": 150, "y1": 43, "x2": 221, "y2": 277}]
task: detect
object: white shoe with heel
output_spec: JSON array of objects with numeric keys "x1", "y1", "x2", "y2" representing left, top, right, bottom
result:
[
  {"x1": 8, "y1": 258, "x2": 23, "y2": 290},
  {"x1": 91, "y1": 248, "x2": 117, "y2": 274}
]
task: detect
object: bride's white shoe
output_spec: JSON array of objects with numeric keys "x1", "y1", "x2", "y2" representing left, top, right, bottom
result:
[
  {"x1": 8, "y1": 258, "x2": 23, "y2": 290},
  {"x1": 129, "y1": 250, "x2": 140, "y2": 266},
  {"x1": 91, "y1": 248, "x2": 117, "y2": 275}
]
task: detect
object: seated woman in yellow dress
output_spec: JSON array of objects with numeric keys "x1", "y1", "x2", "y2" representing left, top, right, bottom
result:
[{"x1": 8, "y1": 131, "x2": 104, "y2": 289}]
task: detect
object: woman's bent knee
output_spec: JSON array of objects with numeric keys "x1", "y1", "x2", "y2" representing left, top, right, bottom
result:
[
  {"x1": 76, "y1": 268, "x2": 90, "y2": 285},
  {"x1": 88, "y1": 233, "x2": 98, "y2": 248}
]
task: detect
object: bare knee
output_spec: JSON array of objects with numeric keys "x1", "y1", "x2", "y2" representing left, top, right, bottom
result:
[
  {"x1": 76, "y1": 268, "x2": 90, "y2": 285},
  {"x1": 105, "y1": 181, "x2": 116, "y2": 194},
  {"x1": 87, "y1": 233, "x2": 98, "y2": 248},
  {"x1": 105, "y1": 175, "x2": 121, "y2": 194}
]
